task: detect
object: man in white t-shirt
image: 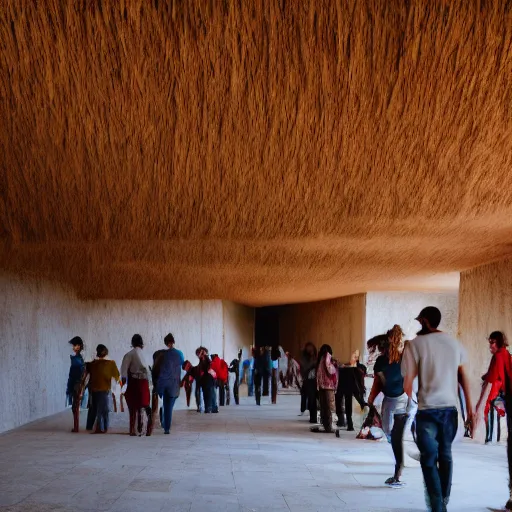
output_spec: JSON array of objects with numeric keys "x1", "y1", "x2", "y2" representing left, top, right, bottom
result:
[{"x1": 402, "y1": 307, "x2": 473, "y2": 512}]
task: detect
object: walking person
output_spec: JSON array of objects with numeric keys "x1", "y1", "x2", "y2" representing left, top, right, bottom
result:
[
  {"x1": 367, "y1": 325, "x2": 409, "y2": 488},
  {"x1": 299, "y1": 342, "x2": 318, "y2": 421},
  {"x1": 314, "y1": 344, "x2": 338, "y2": 433},
  {"x1": 153, "y1": 333, "x2": 184, "y2": 434},
  {"x1": 474, "y1": 331, "x2": 512, "y2": 511},
  {"x1": 80, "y1": 344, "x2": 120, "y2": 434},
  {"x1": 197, "y1": 347, "x2": 218, "y2": 413},
  {"x1": 67, "y1": 336, "x2": 86, "y2": 433},
  {"x1": 121, "y1": 334, "x2": 152, "y2": 436},
  {"x1": 253, "y1": 347, "x2": 271, "y2": 406},
  {"x1": 228, "y1": 349, "x2": 243, "y2": 405},
  {"x1": 402, "y1": 307, "x2": 473, "y2": 512}
]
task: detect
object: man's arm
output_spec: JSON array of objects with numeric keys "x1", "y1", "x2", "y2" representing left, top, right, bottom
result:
[
  {"x1": 458, "y1": 365, "x2": 473, "y2": 429},
  {"x1": 401, "y1": 343, "x2": 418, "y2": 398}
]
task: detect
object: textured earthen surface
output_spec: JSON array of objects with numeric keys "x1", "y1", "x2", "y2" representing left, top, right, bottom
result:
[
  {"x1": 2, "y1": 2, "x2": 512, "y2": 305},
  {"x1": 278, "y1": 294, "x2": 366, "y2": 362},
  {"x1": 0, "y1": 272, "x2": 250, "y2": 433},
  {"x1": 459, "y1": 258, "x2": 512, "y2": 396}
]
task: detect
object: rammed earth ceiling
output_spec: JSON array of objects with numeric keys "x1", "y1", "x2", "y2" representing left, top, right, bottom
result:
[{"x1": 1, "y1": 1, "x2": 512, "y2": 306}]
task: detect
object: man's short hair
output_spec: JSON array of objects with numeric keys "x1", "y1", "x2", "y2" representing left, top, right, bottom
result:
[
  {"x1": 416, "y1": 306, "x2": 442, "y2": 329},
  {"x1": 164, "y1": 333, "x2": 175, "y2": 346}
]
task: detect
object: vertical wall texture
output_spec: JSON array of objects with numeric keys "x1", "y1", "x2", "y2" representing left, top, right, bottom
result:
[
  {"x1": 0, "y1": 273, "x2": 252, "y2": 433},
  {"x1": 365, "y1": 291, "x2": 459, "y2": 342},
  {"x1": 0, "y1": 275, "x2": 87, "y2": 433},
  {"x1": 222, "y1": 301, "x2": 254, "y2": 362},
  {"x1": 459, "y1": 258, "x2": 512, "y2": 396},
  {"x1": 278, "y1": 294, "x2": 366, "y2": 362}
]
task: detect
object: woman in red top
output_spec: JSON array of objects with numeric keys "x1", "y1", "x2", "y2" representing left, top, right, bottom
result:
[{"x1": 475, "y1": 331, "x2": 512, "y2": 511}]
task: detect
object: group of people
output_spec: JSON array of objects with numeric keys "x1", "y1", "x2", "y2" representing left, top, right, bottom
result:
[
  {"x1": 66, "y1": 333, "x2": 241, "y2": 436},
  {"x1": 303, "y1": 305, "x2": 512, "y2": 512}
]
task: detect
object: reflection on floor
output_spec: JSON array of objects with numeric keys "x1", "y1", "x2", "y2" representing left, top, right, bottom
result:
[{"x1": 0, "y1": 395, "x2": 508, "y2": 512}]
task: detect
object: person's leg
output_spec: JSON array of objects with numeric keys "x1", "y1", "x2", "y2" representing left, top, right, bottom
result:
[
  {"x1": 271, "y1": 369, "x2": 278, "y2": 404},
  {"x1": 195, "y1": 381, "x2": 201, "y2": 412},
  {"x1": 319, "y1": 390, "x2": 333, "y2": 432},
  {"x1": 128, "y1": 407, "x2": 137, "y2": 436},
  {"x1": 345, "y1": 392, "x2": 354, "y2": 431},
  {"x1": 300, "y1": 385, "x2": 308, "y2": 414},
  {"x1": 234, "y1": 374, "x2": 239, "y2": 405},
  {"x1": 71, "y1": 388, "x2": 81, "y2": 432},
  {"x1": 151, "y1": 391, "x2": 159, "y2": 428},
  {"x1": 86, "y1": 391, "x2": 97, "y2": 431},
  {"x1": 308, "y1": 380, "x2": 318, "y2": 423},
  {"x1": 255, "y1": 373, "x2": 262, "y2": 405},
  {"x1": 263, "y1": 372, "x2": 269, "y2": 396},
  {"x1": 94, "y1": 392, "x2": 106, "y2": 433},
  {"x1": 202, "y1": 380, "x2": 212, "y2": 413},
  {"x1": 437, "y1": 408, "x2": 458, "y2": 507},
  {"x1": 218, "y1": 382, "x2": 225, "y2": 406},
  {"x1": 225, "y1": 380, "x2": 230, "y2": 406},
  {"x1": 210, "y1": 378, "x2": 218, "y2": 412},
  {"x1": 162, "y1": 388, "x2": 171, "y2": 433},
  {"x1": 248, "y1": 369, "x2": 254, "y2": 397},
  {"x1": 390, "y1": 413, "x2": 408, "y2": 481},
  {"x1": 416, "y1": 410, "x2": 443, "y2": 512}
]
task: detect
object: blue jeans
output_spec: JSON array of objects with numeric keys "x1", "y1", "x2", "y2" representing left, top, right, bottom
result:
[
  {"x1": 415, "y1": 407, "x2": 458, "y2": 512},
  {"x1": 159, "y1": 387, "x2": 177, "y2": 432},
  {"x1": 93, "y1": 391, "x2": 110, "y2": 432}
]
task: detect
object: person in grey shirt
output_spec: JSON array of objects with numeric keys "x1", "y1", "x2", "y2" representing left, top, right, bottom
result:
[{"x1": 402, "y1": 307, "x2": 473, "y2": 512}]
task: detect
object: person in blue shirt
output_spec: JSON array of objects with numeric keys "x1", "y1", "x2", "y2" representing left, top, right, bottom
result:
[
  {"x1": 367, "y1": 325, "x2": 409, "y2": 488},
  {"x1": 67, "y1": 336, "x2": 85, "y2": 433},
  {"x1": 153, "y1": 333, "x2": 184, "y2": 434}
]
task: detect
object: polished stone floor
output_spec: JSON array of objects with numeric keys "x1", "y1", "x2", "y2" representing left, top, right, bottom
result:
[{"x1": 0, "y1": 394, "x2": 508, "y2": 512}]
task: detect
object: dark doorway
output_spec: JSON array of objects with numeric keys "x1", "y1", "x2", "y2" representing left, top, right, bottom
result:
[{"x1": 255, "y1": 306, "x2": 279, "y2": 348}]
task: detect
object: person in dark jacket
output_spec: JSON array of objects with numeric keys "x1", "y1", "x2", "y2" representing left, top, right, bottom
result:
[
  {"x1": 67, "y1": 336, "x2": 85, "y2": 433},
  {"x1": 229, "y1": 349, "x2": 243, "y2": 405},
  {"x1": 153, "y1": 333, "x2": 184, "y2": 434},
  {"x1": 299, "y1": 342, "x2": 318, "y2": 423},
  {"x1": 336, "y1": 350, "x2": 367, "y2": 431},
  {"x1": 254, "y1": 347, "x2": 271, "y2": 406}
]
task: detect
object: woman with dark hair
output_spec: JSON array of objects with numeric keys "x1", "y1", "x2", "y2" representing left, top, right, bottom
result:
[
  {"x1": 67, "y1": 336, "x2": 85, "y2": 433},
  {"x1": 367, "y1": 325, "x2": 409, "y2": 488},
  {"x1": 314, "y1": 344, "x2": 338, "y2": 432},
  {"x1": 121, "y1": 334, "x2": 152, "y2": 436},
  {"x1": 299, "y1": 342, "x2": 318, "y2": 422},
  {"x1": 475, "y1": 331, "x2": 512, "y2": 510},
  {"x1": 80, "y1": 344, "x2": 120, "y2": 434}
]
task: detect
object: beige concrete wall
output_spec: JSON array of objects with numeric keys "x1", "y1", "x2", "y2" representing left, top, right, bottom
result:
[
  {"x1": 366, "y1": 291, "x2": 459, "y2": 343},
  {"x1": 1, "y1": 273, "x2": 255, "y2": 432},
  {"x1": 278, "y1": 294, "x2": 366, "y2": 363},
  {"x1": 0, "y1": 274, "x2": 87, "y2": 433},
  {"x1": 459, "y1": 258, "x2": 512, "y2": 397},
  {"x1": 222, "y1": 301, "x2": 254, "y2": 363}
]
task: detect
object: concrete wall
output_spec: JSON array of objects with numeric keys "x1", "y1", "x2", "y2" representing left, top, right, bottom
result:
[
  {"x1": 365, "y1": 291, "x2": 459, "y2": 342},
  {"x1": 459, "y1": 258, "x2": 512, "y2": 396},
  {"x1": 0, "y1": 274, "x2": 87, "y2": 433},
  {"x1": 278, "y1": 294, "x2": 366, "y2": 363},
  {"x1": 0, "y1": 273, "x2": 252, "y2": 433},
  {"x1": 222, "y1": 301, "x2": 254, "y2": 363}
]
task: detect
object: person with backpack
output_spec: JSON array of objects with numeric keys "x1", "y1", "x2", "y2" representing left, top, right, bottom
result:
[
  {"x1": 153, "y1": 333, "x2": 184, "y2": 434},
  {"x1": 474, "y1": 331, "x2": 512, "y2": 511}
]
